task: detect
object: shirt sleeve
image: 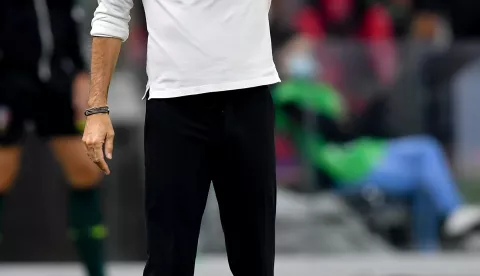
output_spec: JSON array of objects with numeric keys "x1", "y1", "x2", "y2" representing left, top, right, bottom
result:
[{"x1": 90, "y1": 0, "x2": 134, "y2": 42}]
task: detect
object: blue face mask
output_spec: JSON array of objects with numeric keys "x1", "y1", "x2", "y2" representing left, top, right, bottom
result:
[{"x1": 286, "y1": 54, "x2": 317, "y2": 80}]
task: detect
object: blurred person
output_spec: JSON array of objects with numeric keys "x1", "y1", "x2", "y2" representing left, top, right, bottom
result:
[
  {"x1": 84, "y1": 0, "x2": 279, "y2": 276},
  {"x1": 273, "y1": 51, "x2": 480, "y2": 251},
  {"x1": 0, "y1": 0, "x2": 105, "y2": 275},
  {"x1": 413, "y1": 0, "x2": 480, "y2": 41},
  {"x1": 293, "y1": 0, "x2": 398, "y2": 87},
  {"x1": 412, "y1": 0, "x2": 480, "y2": 156}
]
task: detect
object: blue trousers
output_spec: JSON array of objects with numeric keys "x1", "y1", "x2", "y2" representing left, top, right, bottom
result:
[{"x1": 341, "y1": 136, "x2": 462, "y2": 251}]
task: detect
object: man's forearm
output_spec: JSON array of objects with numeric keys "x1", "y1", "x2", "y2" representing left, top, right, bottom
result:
[{"x1": 88, "y1": 37, "x2": 122, "y2": 107}]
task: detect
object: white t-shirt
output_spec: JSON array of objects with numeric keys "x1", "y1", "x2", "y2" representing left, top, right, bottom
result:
[{"x1": 91, "y1": 0, "x2": 280, "y2": 99}]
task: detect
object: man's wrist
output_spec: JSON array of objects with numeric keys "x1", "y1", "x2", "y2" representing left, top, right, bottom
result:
[{"x1": 84, "y1": 106, "x2": 110, "y2": 116}]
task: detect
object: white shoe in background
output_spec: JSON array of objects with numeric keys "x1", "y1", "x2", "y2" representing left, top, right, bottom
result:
[{"x1": 444, "y1": 206, "x2": 480, "y2": 237}]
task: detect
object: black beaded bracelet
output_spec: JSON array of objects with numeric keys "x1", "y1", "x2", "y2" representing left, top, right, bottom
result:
[{"x1": 84, "y1": 106, "x2": 110, "y2": 116}]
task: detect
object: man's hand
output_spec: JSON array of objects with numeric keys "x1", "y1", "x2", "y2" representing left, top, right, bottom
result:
[
  {"x1": 82, "y1": 113, "x2": 114, "y2": 175},
  {"x1": 84, "y1": 37, "x2": 122, "y2": 175}
]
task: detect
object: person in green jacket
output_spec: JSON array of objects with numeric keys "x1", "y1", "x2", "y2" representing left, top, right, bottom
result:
[{"x1": 274, "y1": 50, "x2": 480, "y2": 251}]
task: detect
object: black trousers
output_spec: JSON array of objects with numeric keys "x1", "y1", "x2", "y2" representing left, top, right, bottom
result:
[{"x1": 143, "y1": 86, "x2": 276, "y2": 276}]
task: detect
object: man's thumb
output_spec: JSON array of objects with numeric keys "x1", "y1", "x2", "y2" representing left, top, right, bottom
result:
[{"x1": 105, "y1": 132, "x2": 114, "y2": 159}]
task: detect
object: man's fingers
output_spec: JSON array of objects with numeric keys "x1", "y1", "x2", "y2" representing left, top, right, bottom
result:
[
  {"x1": 84, "y1": 141, "x2": 97, "y2": 163},
  {"x1": 104, "y1": 132, "x2": 114, "y2": 160},
  {"x1": 83, "y1": 137, "x2": 111, "y2": 175},
  {"x1": 93, "y1": 144, "x2": 110, "y2": 175},
  {"x1": 95, "y1": 158, "x2": 111, "y2": 175}
]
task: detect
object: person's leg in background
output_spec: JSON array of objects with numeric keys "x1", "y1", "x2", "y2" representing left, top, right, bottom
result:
[
  {"x1": 387, "y1": 136, "x2": 462, "y2": 215},
  {"x1": 212, "y1": 86, "x2": 276, "y2": 276},
  {"x1": 339, "y1": 138, "x2": 441, "y2": 251},
  {"x1": 0, "y1": 74, "x2": 28, "y2": 245},
  {"x1": 35, "y1": 83, "x2": 105, "y2": 276},
  {"x1": 410, "y1": 187, "x2": 440, "y2": 251},
  {"x1": 49, "y1": 137, "x2": 104, "y2": 276},
  {"x1": 343, "y1": 135, "x2": 474, "y2": 251},
  {"x1": 0, "y1": 146, "x2": 22, "y2": 243}
]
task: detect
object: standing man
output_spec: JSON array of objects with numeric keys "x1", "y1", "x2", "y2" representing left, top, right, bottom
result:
[
  {"x1": 412, "y1": 0, "x2": 480, "y2": 156},
  {"x1": 84, "y1": 0, "x2": 279, "y2": 275},
  {"x1": 0, "y1": 0, "x2": 105, "y2": 276}
]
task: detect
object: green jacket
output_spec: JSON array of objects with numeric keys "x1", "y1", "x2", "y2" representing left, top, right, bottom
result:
[{"x1": 273, "y1": 80, "x2": 386, "y2": 184}]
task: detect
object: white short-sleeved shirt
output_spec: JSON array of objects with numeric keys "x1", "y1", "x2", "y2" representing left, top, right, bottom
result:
[{"x1": 91, "y1": 0, "x2": 280, "y2": 99}]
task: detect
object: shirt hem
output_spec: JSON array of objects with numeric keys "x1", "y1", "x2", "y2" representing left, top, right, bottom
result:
[{"x1": 143, "y1": 75, "x2": 281, "y2": 100}]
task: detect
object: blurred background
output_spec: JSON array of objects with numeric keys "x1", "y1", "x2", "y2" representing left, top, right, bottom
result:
[{"x1": 3, "y1": 0, "x2": 480, "y2": 275}]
